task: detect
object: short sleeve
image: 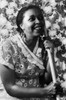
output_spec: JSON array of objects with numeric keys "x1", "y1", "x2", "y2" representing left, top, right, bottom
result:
[{"x1": 0, "y1": 40, "x2": 15, "y2": 70}]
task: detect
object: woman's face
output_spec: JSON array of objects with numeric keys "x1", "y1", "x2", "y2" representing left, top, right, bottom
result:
[{"x1": 20, "y1": 8, "x2": 45, "y2": 39}]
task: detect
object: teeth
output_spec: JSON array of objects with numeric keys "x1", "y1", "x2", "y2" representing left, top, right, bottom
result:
[
  {"x1": 35, "y1": 26, "x2": 41, "y2": 29},
  {"x1": 36, "y1": 27, "x2": 41, "y2": 29}
]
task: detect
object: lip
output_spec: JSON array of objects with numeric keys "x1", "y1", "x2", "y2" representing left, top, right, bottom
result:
[
  {"x1": 34, "y1": 25, "x2": 42, "y2": 29},
  {"x1": 35, "y1": 27, "x2": 41, "y2": 30}
]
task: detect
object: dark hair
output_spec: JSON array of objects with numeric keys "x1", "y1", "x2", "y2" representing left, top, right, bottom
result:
[{"x1": 16, "y1": 4, "x2": 44, "y2": 33}]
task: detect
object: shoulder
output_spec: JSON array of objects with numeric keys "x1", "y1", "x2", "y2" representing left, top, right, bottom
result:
[
  {"x1": 0, "y1": 33, "x2": 20, "y2": 49},
  {"x1": 0, "y1": 37, "x2": 17, "y2": 70},
  {"x1": 0, "y1": 39, "x2": 11, "y2": 52}
]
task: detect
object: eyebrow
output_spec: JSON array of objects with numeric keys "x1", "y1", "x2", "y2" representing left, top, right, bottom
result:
[
  {"x1": 30, "y1": 15, "x2": 35, "y2": 17},
  {"x1": 29, "y1": 14, "x2": 41, "y2": 18},
  {"x1": 28, "y1": 15, "x2": 35, "y2": 20}
]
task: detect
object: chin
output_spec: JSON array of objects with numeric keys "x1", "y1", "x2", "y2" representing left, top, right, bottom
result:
[
  {"x1": 34, "y1": 33, "x2": 40, "y2": 36},
  {"x1": 34, "y1": 29, "x2": 44, "y2": 35}
]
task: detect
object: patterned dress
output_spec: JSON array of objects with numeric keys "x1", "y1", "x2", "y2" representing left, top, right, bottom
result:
[{"x1": 0, "y1": 33, "x2": 54, "y2": 100}]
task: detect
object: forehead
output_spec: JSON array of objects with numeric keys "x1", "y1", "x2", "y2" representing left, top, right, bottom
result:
[{"x1": 23, "y1": 8, "x2": 42, "y2": 18}]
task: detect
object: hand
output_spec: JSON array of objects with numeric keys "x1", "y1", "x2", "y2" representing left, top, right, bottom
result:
[
  {"x1": 44, "y1": 40, "x2": 54, "y2": 49},
  {"x1": 43, "y1": 82, "x2": 56, "y2": 97}
]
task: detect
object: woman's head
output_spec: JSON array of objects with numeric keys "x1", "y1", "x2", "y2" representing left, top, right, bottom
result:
[{"x1": 16, "y1": 4, "x2": 46, "y2": 38}]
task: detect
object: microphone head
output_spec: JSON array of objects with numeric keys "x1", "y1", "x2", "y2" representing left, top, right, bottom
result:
[{"x1": 40, "y1": 35, "x2": 51, "y2": 42}]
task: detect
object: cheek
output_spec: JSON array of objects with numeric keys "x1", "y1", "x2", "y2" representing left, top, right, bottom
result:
[
  {"x1": 23, "y1": 20, "x2": 35, "y2": 33},
  {"x1": 24, "y1": 25, "x2": 33, "y2": 34},
  {"x1": 26, "y1": 23, "x2": 34, "y2": 31}
]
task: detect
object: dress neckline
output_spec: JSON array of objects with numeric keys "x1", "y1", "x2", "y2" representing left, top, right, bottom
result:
[{"x1": 16, "y1": 33, "x2": 44, "y2": 70}]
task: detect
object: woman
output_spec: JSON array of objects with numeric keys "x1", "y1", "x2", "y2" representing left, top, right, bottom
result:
[{"x1": 0, "y1": 4, "x2": 56, "y2": 100}]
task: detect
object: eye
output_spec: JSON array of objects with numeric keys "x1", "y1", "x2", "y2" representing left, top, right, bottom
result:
[
  {"x1": 29, "y1": 15, "x2": 35, "y2": 21},
  {"x1": 38, "y1": 15, "x2": 44, "y2": 21}
]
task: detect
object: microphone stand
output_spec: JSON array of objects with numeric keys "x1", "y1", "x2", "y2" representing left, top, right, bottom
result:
[{"x1": 46, "y1": 48, "x2": 61, "y2": 100}]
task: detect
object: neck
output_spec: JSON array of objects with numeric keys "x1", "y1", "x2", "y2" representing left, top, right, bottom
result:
[
  {"x1": 23, "y1": 35, "x2": 39, "y2": 46},
  {"x1": 22, "y1": 35, "x2": 39, "y2": 51}
]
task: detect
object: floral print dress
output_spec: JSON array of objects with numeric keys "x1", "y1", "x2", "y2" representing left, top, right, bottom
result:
[{"x1": 0, "y1": 33, "x2": 52, "y2": 100}]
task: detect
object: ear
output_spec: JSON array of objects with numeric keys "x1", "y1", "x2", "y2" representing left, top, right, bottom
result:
[{"x1": 20, "y1": 24, "x2": 24, "y2": 30}]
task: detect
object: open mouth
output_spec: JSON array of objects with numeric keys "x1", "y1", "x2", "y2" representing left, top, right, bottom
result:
[{"x1": 34, "y1": 25, "x2": 42, "y2": 30}]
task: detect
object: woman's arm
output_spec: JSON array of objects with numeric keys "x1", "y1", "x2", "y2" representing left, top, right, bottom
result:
[
  {"x1": 0, "y1": 64, "x2": 55, "y2": 99},
  {"x1": 44, "y1": 40, "x2": 58, "y2": 84}
]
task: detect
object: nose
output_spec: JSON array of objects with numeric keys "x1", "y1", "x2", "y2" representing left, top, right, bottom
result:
[{"x1": 35, "y1": 18, "x2": 40, "y2": 23}]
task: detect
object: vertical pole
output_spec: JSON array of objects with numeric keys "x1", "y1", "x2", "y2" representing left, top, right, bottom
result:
[{"x1": 46, "y1": 49, "x2": 60, "y2": 100}]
